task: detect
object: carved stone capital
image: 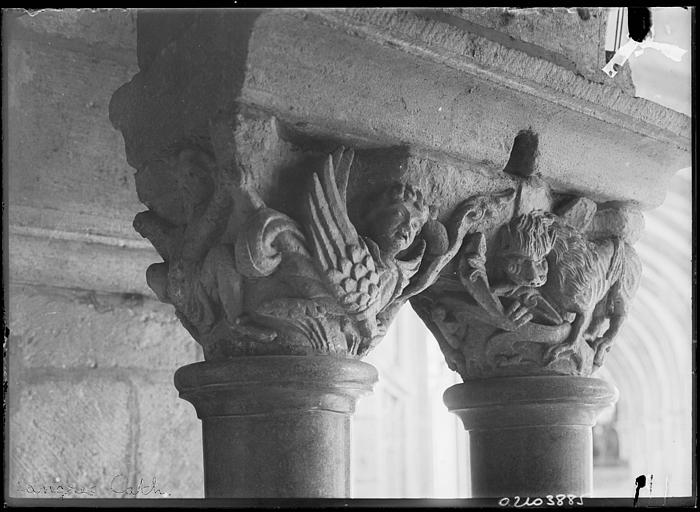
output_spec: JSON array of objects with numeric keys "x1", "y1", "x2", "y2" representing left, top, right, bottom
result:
[
  {"x1": 411, "y1": 155, "x2": 644, "y2": 379},
  {"x1": 128, "y1": 132, "x2": 488, "y2": 360},
  {"x1": 109, "y1": 10, "x2": 685, "y2": 371},
  {"x1": 123, "y1": 113, "x2": 644, "y2": 377}
]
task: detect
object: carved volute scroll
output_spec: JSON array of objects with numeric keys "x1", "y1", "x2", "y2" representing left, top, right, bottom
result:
[{"x1": 410, "y1": 131, "x2": 643, "y2": 379}]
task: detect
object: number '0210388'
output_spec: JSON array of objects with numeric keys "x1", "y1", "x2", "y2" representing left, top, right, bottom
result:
[{"x1": 498, "y1": 495, "x2": 584, "y2": 507}]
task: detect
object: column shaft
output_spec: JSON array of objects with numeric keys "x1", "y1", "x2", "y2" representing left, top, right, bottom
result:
[
  {"x1": 469, "y1": 425, "x2": 592, "y2": 497},
  {"x1": 202, "y1": 411, "x2": 351, "y2": 498},
  {"x1": 444, "y1": 376, "x2": 617, "y2": 498}
]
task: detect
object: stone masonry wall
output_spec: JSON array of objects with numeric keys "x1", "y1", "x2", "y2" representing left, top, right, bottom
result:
[{"x1": 6, "y1": 9, "x2": 204, "y2": 499}]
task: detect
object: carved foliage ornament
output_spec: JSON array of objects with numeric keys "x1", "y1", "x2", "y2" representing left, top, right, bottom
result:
[{"x1": 134, "y1": 145, "x2": 488, "y2": 360}]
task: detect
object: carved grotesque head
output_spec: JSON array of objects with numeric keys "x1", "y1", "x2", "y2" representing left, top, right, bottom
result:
[
  {"x1": 495, "y1": 210, "x2": 556, "y2": 288},
  {"x1": 364, "y1": 182, "x2": 430, "y2": 257}
]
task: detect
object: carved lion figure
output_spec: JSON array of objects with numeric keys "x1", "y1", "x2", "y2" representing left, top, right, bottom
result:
[
  {"x1": 490, "y1": 210, "x2": 642, "y2": 369},
  {"x1": 541, "y1": 216, "x2": 642, "y2": 369},
  {"x1": 490, "y1": 211, "x2": 555, "y2": 292}
]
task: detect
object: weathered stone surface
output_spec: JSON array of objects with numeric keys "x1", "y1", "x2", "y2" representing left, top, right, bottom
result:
[
  {"x1": 15, "y1": 8, "x2": 137, "y2": 51},
  {"x1": 443, "y1": 7, "x2": 637, "y2": 94},
  {"x1": 515, "y1": 175, "x2": 553, "y2": 216},
  {"x1": 249, "y1": 11, "x2": 688, "y2": 208},
  {"x1": 133, "y1": 380, "x2": 204, "y2": 498},
  {"x1": 135, "y1": 9, "x2": 198, "y2": 71},
  {"x1": 6, "y1": 12, "x2": 147, "y2": 297},
  {"x1": 315, "y1": 9, "x2": 684, "y2": 140},
  {"x1": 108, "y1": 10, "x2": 679, "y2": 365},
  {"x1": 589, "y1": 206, "x2": 645, "y2": 244},
  {"x1": 110, "y1": 10, "x2": 689, "y2": 211},
  {"x1": 102, "y1": 8, "x2": 686, "y2": 500},
  {"x1": 6, "y1": 11, "x2": 211, "y2": 502},
  {"x1": 555, "y1": 196, "x2": 597, "y2": 231},
  {"x1": 6, "y1": 35, "x2": 140, "y2": 227},
  {"x1": 9, "y1": 376, "x2": 134, "y2": 499},
  {"x1": 8, "y1": 284, "x2": 197, "y2": 370},
  {"x1": 9, "y1": 228, "x2": 157, "y2": 296}
]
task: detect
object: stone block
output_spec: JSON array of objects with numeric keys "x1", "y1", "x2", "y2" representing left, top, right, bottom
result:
[
  {"x1": 6, "y1": 11, "x2": 150, "y2": 296},
  {"x1": 6, "y1": 34, "x2": 140, "y2": 232},
  {"x1": 133, "y1": 379, "x2": 204, "y2": 498},
  {"x1": 9, "y1": 375, "x2": 134, "y2": 499},
  {"x1": 8, "y1": 284, "x2": 198, "y2": 371},
  {"x1": 444, "y1": 7, "x2": 636, "y2": 94},
  {"x1": 15, "y1": 8, "x2": 137, "y2": 51},
  {"x1": 555, "y1": 196, "x2": 597, "y2": 231},
  {"x1": 135, "y1": 9, "x2": 198, "y2": 70},
  {"x1": 588, "y1": 206, "x2": 645, "y2": 244},
  {"x1": 8, "y1": 229, "x2": 157, "y2": 295},
  {"x1": 110, "y1": 10, "x2": 689, "y2": 210}
]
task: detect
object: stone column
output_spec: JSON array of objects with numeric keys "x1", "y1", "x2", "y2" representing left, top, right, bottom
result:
[
  {"x1": 444, "y1": 377, "x2": 617, "y2": 497},
  {"x1": 409, "y1": 185, "x2": 651, "y2": 498},
  {"x1": 109, "y1": 8, "x2": 689, "y2": 499},
  {"x1": 109, "y1": 10, "x2": 481, "y2": 498},
  {"x1": 409, "y1": 180, "x2": 649, "y2": 497}
]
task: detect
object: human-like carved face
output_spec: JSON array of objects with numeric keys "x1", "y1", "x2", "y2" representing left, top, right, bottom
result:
[
  {"x1": 370, "y1": 203, "x2": 427, "y2": 257},
  {"x1": 495, "y1": 211, "x2": 555, "y2": 288},
  {"x1": 502, "y1": 253, "x2": 549, "y2": 287}
]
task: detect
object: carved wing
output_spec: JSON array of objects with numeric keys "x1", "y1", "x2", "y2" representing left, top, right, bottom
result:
[{"x1": 305, "y1": 149, "x2": 381, "y2": 315}]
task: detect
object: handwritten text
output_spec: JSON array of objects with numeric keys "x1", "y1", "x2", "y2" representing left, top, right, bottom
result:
[{"x1": 498, "y1": 495, "x2": 584, "y2": 507}]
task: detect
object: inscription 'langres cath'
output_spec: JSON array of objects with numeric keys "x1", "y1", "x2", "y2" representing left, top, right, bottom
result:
[{"x1": 133, "y1": 144, "x2": 499, "y2": 360}]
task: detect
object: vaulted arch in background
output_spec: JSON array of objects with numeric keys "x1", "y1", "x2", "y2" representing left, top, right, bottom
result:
[{"x1": 595, "y1": 167, "x2": 692, "y2": 496}]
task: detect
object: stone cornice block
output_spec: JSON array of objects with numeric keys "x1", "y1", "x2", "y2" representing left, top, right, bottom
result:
[
  {"x1": 9, "y1": 225, "x2": 156, "y2": 296},
  {"x1": 111, "y1": 9, "x2": 689, "y2": 210}
]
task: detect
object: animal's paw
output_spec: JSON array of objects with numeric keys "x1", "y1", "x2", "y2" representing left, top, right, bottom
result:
[
  {"x1": 505, "y1": 300, "x2": 534, "y2": 329},
  {"x1": 543, "y1": 342, "x2": 572, "y2": 365},
  {"x1": 592, "y1": 337, "x2": 613, "y2": 368}
]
